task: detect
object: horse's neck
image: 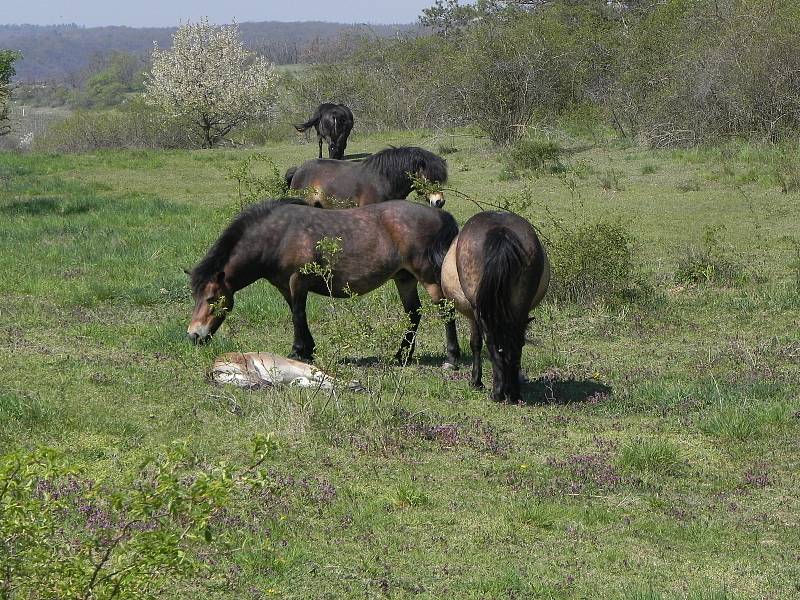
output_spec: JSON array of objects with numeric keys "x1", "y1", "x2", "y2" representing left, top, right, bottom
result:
[
  {"x1": 225, "y1": 247, "x2": 265, "y2": 292},
  {"x1": 385, "y1": 176, "x2": 412, "y2": 199}
]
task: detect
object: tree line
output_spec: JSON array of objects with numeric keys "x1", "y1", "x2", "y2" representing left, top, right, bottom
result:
[
  {"x1": 2, "y1": 0, "x2": 799, "y2": 150},
  {"x1": 294, "y1": 0, "x2": 800, "y2": 146}
]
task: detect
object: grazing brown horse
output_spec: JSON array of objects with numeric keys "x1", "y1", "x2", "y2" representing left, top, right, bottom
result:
[
  {"x1": 441, "y1": 211, "x2": 550, "y2": 402},
  {"x1": 187, "y1": 199, "x2": 460, "y2": 366},
  {"x1": 284, "y1": 146, "x2": 447, "y2": 208},
  {"x1": 294, "y1": 103, "x2": 354, "y2": 160}
]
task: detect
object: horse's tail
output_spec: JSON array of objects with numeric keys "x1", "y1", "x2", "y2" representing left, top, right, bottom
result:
[
  {"x1": 473, "y1": 227, "x2": 528, "y2": 346},
  {"x1": 284, "y1": 166, "x2": 297, "y2": 189},
  {"x1": 425, "y1": 211, "x2": 459, "y2": 283},
  {"x1": 294, "y1": 110, "x2": 322, "y2": 133}
]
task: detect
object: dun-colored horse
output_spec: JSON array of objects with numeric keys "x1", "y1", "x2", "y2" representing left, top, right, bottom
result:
[
  {"x1": 187, "y1": 199, "x2": 460, "y2": 365},
  {"x1": 284, "y1": 146, "x2": 447, "y2": 208},
  {"x1": 441, "y1": 211, "x2": 550, "y2": 402}
]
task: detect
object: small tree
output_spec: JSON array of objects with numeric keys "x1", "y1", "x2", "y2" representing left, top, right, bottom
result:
[
  {"x1": 145, "y1": 18, "x2": 277, "y2": 148},
  {"x1": 0, "y1": 50, "x2": 21, "y2": 137}
]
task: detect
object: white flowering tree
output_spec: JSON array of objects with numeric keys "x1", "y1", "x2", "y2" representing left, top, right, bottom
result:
[{"x1": 145, "y1": 19, "x2": 277, "y2": 148}]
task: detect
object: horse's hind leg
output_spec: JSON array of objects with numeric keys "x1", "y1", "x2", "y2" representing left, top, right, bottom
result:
[
  {"x1": 485, "y1": 334, "x2": 523, "y2": 403},
  {"x1": 394, "y1": 275, "x2": 422, "y2": 365},
  {"x1": 318, "y1": 136, "x2": 323, "y2": 159},
  {"x1": 286, "y1": 277, "x2": 315, "y2": 361},
  {"x1": 424, "y1": 282, "x2": 460, "y2": 367},
  {"x1": 468, "y1": 317, "x2": 484, "y2": 390}
]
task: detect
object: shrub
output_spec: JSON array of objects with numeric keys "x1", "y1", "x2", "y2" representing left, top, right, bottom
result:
[
  {"x1": 674, "y1": 225, "x2": 745, "y2": 286},
  {"x1": 0, "y1": 438, "x2": 275, "y2": 598},
  {"x1": 35, "y1": 98, "x2": 191, "y2": 152},
  {"x1": 505, "y1": 137, "x2": 564, "y2": 173},
  {"x1": 223, "y1": 153, "x2": 291, "y2": 210},
  {"x1": 550, "y1": 219, "x2": 643, "y2": 304}
]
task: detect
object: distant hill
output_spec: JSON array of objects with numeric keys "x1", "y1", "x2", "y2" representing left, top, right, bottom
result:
[{"x1": 0, "y1": 22, "x2": 418, "y2": 82}]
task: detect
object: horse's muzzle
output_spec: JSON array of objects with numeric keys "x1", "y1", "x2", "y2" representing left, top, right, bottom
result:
[
  {"x1": 428, "y1": 192, "x2": 445, "y2": 208},
  {"x1": 187, "y1": 331, "x2": 211, "y2": 345}
]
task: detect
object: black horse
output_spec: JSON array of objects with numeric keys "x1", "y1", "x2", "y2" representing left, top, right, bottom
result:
[
  {"x1": 294, "y1": 103, "x2": 354, "y2": 160},
  {"x1": 285, "y1": 146, "x2": 447, "y2": 208}
]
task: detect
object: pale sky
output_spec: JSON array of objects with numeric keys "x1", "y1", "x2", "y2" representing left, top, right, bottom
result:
[{"x1": 1, "y1": 0, "x2": 435, "y2": 27}]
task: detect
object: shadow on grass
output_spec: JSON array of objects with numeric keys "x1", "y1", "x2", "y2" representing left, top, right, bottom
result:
[
  {"x1": 339, "y1": 354, "x2": 446, "y2": 368},
  {"x1": 0, "y1": 196, "x2": 103, "y2": 216},
  {"x1": 520, "y1": 376, "x2": 612, "y2": 406}
]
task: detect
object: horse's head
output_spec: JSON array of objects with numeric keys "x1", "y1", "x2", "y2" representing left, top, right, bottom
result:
[
  {"x1": 328, "y1": 141, "x2": 345, "y2": 160},
  {"x1": 412, "y1": 150, "x2": 447, "y2": 208},
  {"x1": 187, "y1": 271, "x2": 234, "y2": 344}
]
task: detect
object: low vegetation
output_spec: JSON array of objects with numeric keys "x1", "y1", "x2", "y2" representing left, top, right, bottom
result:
[
  {"x1": 1, "y1": 1, "x2": 799, "y2": 596},
  {"x1": 1, "y1": 129, "x2": 798, "y2": 597}
]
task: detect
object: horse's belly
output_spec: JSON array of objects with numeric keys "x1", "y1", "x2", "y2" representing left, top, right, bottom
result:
[{"x1": 440, "y1": 239, "x2": 472, "y2": 317}]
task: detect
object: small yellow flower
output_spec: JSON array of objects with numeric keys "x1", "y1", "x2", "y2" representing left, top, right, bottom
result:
[{"x1": 519, "y1": 464, "x2": 528, "y2": 470}]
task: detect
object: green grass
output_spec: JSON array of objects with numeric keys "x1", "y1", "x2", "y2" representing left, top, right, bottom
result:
[{"x1": 1, "y1": 130, "x2": 799, "y2": 598}]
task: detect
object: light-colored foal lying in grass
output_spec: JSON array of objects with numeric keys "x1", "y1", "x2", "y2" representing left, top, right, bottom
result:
[{"x1": 211, "y1": 352, "x2": 365, "y2": 391}]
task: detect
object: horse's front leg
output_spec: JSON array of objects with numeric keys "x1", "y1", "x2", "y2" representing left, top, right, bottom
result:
[
  {"x1": 286, "y1": 275, "x2": 315, "y2": 361},
  {"x1": 394, "y1": 275, "x2": 422, "y2": 365},
  {"x1": 318, "y1": 136, "x2": 324, "y2": 159}
]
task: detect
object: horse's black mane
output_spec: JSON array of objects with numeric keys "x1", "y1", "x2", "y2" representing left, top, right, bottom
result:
[
  {"x1": 362, "y1": 146, "x2": 448, "y2": 193},
  {"x1": 190, "y1": 198, "x2": 307, "y2": 294}
]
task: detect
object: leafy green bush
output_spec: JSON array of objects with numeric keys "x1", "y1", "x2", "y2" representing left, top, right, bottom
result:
[
  {"x1": 223, "y1": 153, "x2": 291, "y2": 210},
  {"x1": 0, "y1": 438, "x2": 275, "y2": 598},
  {"x1": 505, "y1": 138, "x2": 564, "y2": 173},
  {"x1": 551, "y1": 219, "x2": 644, "y2": 304}
]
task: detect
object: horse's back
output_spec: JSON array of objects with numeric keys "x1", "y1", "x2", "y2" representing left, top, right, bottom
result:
[
  {"x1": 289, "y1": 158, "x2": 357, "y2": 189},
  {"x1": 455, "y1": 211, "x2": 547, "y2": 312}
]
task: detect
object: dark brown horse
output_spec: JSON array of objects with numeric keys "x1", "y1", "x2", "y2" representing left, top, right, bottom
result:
[
  {"x1": 294, "y1": 103, "x2": 354, "y2": 160},
  {"x1": 284, "y1": 146, "x2": 447, "y2": 208},
  {"x1": 187, "y1": 199, "x2": 460, "y2": 366},
  {"x1": 441, "y1": 211, "x2": 550, "y2": 402}
]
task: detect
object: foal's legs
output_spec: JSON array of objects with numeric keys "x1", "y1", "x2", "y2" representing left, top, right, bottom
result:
[
  {"x1": 285, "y1": 275, "x2": 315, "y2": 361},
  {"x1": 394, "y1": 275, "x2": 422, "y2": 365},
  {"x1": 318, "y1": 135, "x2": 324, "y2": 159}
]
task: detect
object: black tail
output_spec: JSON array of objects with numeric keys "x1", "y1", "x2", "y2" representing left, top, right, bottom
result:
[
  {"x1": 473, "y1": 227, "x2": 527, "y2": 350},
  {"x1": 294, "y1": 113, "x2": 321, "y2": 133},
  {"x1": 284, "y1": 166, "x2": 297, "y2": 189},
  {"x1": 425, "y1": 211, "x2": 459, "y2": 283}
]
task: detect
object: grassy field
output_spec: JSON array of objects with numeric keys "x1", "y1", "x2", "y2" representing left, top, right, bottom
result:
[{"x1": 1, "y1": 127, "x2": 799, "y2": 598}]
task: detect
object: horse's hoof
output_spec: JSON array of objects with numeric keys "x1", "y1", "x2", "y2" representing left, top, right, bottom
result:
[
  {"x1": 288, "y1": 352, "x2": 313, "y2": 363},
  {"x1": 471, "y1": 382, "x2": 485, "y2": 390}
]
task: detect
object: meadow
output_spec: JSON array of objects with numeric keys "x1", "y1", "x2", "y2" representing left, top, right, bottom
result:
[{"x1": 1, "y1": 127, "x2": 799, "y2": 598}]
